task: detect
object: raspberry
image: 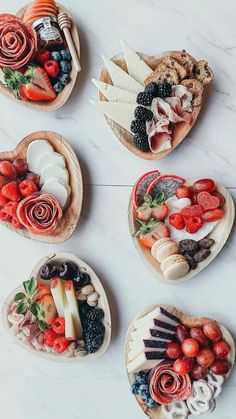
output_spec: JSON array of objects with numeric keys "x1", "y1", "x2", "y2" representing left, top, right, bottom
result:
[
  {"x1": 52, "y1": 317, "x2": 65, "y2": 335},
  {"x1": 1, "y1": 182, "x2": 21, "y2": 201},
  {"x1": 53, "y1": 336, "x2": 69, "y2": 353},
  {"x1": 44, "y1": 60, "x2": 60, "y2": 78},
  {"x1": 36, "y1": 49, "x2": 51, "y2": 64},
  {"x1": 4, "y1": 201, "x2": 19, "y2": 217},
  {"x1": 19, "y1": 180, "x2": 38, "y2": 197},
  {"x1": 43, "y1": 329, "x2": 58, "y2": 347},
  {"x1": 12, "y1": 217, "x2": 23, "y2": 229},
  {"x1": 186, "y1": 216, "x2": 203, "y2": 234},
  {"x1": 169, "y1": 213, "x2": 186, "y2": 230},
  {"x1": 0, "y1": 191, "x2": 9, "y2": 207},
  {"x1": 0, "y1": 208, "x2": 12, "y2": 222},
  {"x1": 0, "y1": 161, "x2": 17, "y2": 178}
]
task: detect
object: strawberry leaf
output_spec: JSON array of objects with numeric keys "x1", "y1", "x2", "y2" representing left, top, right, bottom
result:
[
  {"x1": 14, "y1": 292, "x2": 25, "y2": 302},
  {"x1": 16, "y1": 302, "x2": 28, "y2": 314}
]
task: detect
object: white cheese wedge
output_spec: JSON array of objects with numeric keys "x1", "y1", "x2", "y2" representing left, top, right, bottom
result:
[
  {"x1": 127, "y1": 352, "x2": 164, "y2": 374},
  {"x1": 40, "y1": 165, "x2": 69, "y2": 186},
  {"x1": 101, "y1": 55, "x2": 143, "y2": 93},
  {"x1": 131, "y1": 327, "x2": 173, "y2": 343},
  {"x1": 129, "y1": 339, "x2": 167, "y2": 352},
  {"x1": 65, "y1": 281, "x2": 83, "y2": 339},
  {"x1": 27, "y1": 140, "x2": 54, "y2": 174},
  {"x1": 41, "y1": 178, "x2": 71, "y2": 209},
  {"x1": 64, "y1": 300, "x2": 76, "y2": 340},
  {"x1": 37, "y1": 152, "x2": 66, "y2": 175},
  {"x1": 132, "y1": 319, "x2": 176, "y2": 340},
  {"x1": 90, "y1": 101, "x2": 136, "y2": 132},
  {"x1": 134, "y1": 306, "x2": 180, "y2": 330},
  {"x1": 120, "y1": 39, "x2": 152, "y2": 85},
  {"x1": 92, "y1": 79, "x2": 137, "y2": 104},
  {"x1": 128, "y1": 343, "x2": 167, "y2": 362},
  {"x1": 50, "y1": 278, "x2": 65, "y2": 317}
]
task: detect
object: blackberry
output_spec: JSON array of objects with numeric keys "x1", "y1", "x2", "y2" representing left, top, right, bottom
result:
[
  {"x1": 87, "y1": 308, "x2": 104, "y2": 322},
  {"x1": 134, "y1": 106, "x2": 153, "y2": 121},
  {"x1": 130, "y1": 119, "x2": 146, "y2": 135},
  {"x1": 133, "y1": 134, "x2": 150, "y2": 152},
  {"x1": 156, "y1": 82, "x2": 172, "y2": 98},
  {"x1": 145, "y1": 82, "x2": 159, "y2": 97},
  {"x1": 84, "y1": 323, "x2": 105, "y2": 353},
  {"x1": 136, "y1": 91, "x2": 153, "y2": 106}
]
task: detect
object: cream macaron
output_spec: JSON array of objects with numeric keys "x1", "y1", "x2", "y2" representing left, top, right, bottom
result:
[
  {"x1": 161, "y1": 254, "x2": 190, "y2": 280},
  {"x1": 151, "y1": 238, "x2": 180, "y2": 263}
]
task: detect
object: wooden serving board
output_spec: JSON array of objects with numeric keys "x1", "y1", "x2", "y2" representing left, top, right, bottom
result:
[
  {"x1": 128, "y1": 180, "x2": 235, "y2": 284},
  {"x1": 2, "y1": 252, "x2": 111, "y2": 362},
  {"x1": 0, "y1": 131, "x2": 83, "y2": 243},
  {"x1": 99, "y1": 51, "x2": 202, "y2": 160},
  {"x1": 125, "y1": 304, "x2": 235, "y2": 419},
  {"x1": 0, "y1": 3, "x2": 80, "y2": 112}
]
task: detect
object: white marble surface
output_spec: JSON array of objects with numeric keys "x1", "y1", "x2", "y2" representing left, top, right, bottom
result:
[{"x1": 0, "y1": 0, "x2": 236, "y2": 418}]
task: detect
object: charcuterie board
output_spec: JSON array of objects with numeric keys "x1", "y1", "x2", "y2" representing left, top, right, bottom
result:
[
  {"x1": 3, "y1": 252, "x2": 111, "y2": 362},
  {"x1": 91, "y1": 40, "x2": 213, "y2": 160},
  {"x1": 0, "y1": 2, "x2": 81, "y2": 112},
  {"x1": 0, "y1": 131, "x2": 82, "y2": 243},
  {"x1": 128, "y1": 171, "x2": 235, "y2": 284},
  {"x1": 125, "y1": 304, "x2": 235, "y2": 418}
]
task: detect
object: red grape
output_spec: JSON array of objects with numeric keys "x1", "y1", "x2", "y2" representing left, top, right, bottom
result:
[
  {"x1": 213, "y1": 340, "x2": 230, "y2": 358},
  {"x1": 192, "y1": 179, "x2": 216, "y2": 193},
  {"x1": 191, "y1": 364, "x2": 208, "y2": 380},
  {"x1": 190, "y1": 327, "x2": 209, "y2": 346},
  {"x1": 176, "y1": 324, "x2": 190, "y2": 342},
  {"x1": 182, "y1": 338, "x2": 199, "y2": 357},
  {"x1": 210, "y1": 359, "x2": 231, "y2": 375},
  {"x1": 202, "y1": 209, "x2": 224, "y2": 222},
  {"x1": 13, "y1": 158, "x2": 28, "y2": 174},
  {"x1": 203, "y1": 323, "x2": 222, "y2": 342},
  {"x1": 25, "y1": 172, "x2": 40, "y2": 187},
  {"x1": 173, "y1": 356, "x2": 193, "y2": 376},
  {"x1": 196, "y1": 348, "x2": 215, "y2": 368},
  {"x1": 166, "y1": 342, "x2": 182, "y2": 359}
]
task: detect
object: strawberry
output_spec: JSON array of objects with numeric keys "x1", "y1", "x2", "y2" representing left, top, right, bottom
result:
[
  {"x1": 36, "y1": 49, "x2": 51, "y2": 64},
  {"x1": 133, "y1": 218, "x2": 170, "y2": 249},
  {"x1": 1, "y1": 182, "x2": 21, "y2": 201},
  {"x1": 43, "y1": 328, "x2": 58, "y2": 347},
  {"x1": 19, "y1": 179, "x2": 38, "y2": 197},
  {"x1": 186, "y1": 216, "x2": 203, "y2": 234},
  {"x1": 136, "y1": 192, "x2": 168, "y2": 222},
  {"x1": 169, "y1": 213, "x2": 186, "y2": 230},
  {"x1": 52, "y1": 317, "x2": 65, "y2": 335},
  {"x1": 53, "y1": 336, "x2": 69, "y2": 353},
  {"x1": 0, "y1": 191, "x2": 9, "y2": 207},
  {"x1": 35, "y1": 283, "x2": 51, "y2": 301},
  {"x1": 44, "y1": 60, "x2": 60, "y2": 78},
  {"x1": 4, "y1": 201, "x2": 19, "y2": 217},
  {"x1": 175, "y1": 185, "x2": 191, "y2": 199},
  {"x1": 19, "y1": 67, "x2": 56, "y2": 102},
  {"x1": 151, "y1": 204, "x2": 168, "y2": 220},
  {"x1": 38, "y1": 294, "x2": 57, "y2": 325}
]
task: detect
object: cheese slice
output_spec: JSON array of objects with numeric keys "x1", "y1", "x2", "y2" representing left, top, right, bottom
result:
[
  {"x1": 128, "y1": 343, "x2": 166, "y2": 362},
  {"x1": 40, "y1": 165, "x2": 69, "y2": 186},
  {"x1": 131, "y1": 327, "x2": 174, "y2": 342},
  {"x1": 41, "y1": 178, "x2": 71, "y2": 209},
  {"x1": 64, "y1": 300, "x2": 76, "y2": 340},
  {"x1": 51, "y1": 278, "x2": 65, "y2": 317},
  {"x1": 134, "y1": 306, "x2": 180, "y2": 330},
  {"x1": 127, "y1": 352, "x2": 165, "y2": 374},
  {"x1": 92, "y1": 79, "x2": 137, "y2": 104},
  {"x1": 129, "y1": 339, "x2": 168, "y2": 352},
  {"x1": 27, "y1": 140, "x2": 54, "y2": 174},
  {"x1": 37, "y1": 152, "x2": 66, "y2": 175},
  {"x1": 101, "y1": 55, "x2": 143, "y2": 93},
  {"x1": 65, "y1": 281, "x2": 83, "y2": 339},
  {"x1": 120, "y1": 39, "x2": 152, "y2": 85},
  {"x1": 90, "y1": 101, "x2": 136, "y2": 132}
]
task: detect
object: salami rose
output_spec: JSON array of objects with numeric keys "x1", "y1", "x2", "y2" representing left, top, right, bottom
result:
[
  {"x1": 149, "y1": 361, "x2": 192, "y2": 405},
  {"x1": 0, "y1": 14, "x2": 37, "y2": 70},
  {"x1": 17, "y1": 193, "x2": 63, "y2": 235}
]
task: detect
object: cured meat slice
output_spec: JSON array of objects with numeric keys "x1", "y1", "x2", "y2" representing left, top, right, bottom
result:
[
  {"x1": 0, "y1": 14, "x2": 37, "y2": 70},
  {"x1": 17, "y1": 193, "x2": 63, "y2": 235},
  {"x1": 149, "y1": 361, "x2": 192, "y2": 405}
]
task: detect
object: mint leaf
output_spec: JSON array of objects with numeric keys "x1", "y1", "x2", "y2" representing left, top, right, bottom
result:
[{"x1": 14, "y1": 292, "x2": 25, "y2": 302}]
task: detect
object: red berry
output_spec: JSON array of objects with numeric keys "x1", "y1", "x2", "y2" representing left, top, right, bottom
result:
[
  {"x1": 13, "y1": 158, "x2": 28, "y2": 174},
  {"x1": 210, "y1": 359, "x2": 231, "y2": 375},
  {"x1": 4, "y1": 201, "x2": 19, "y2": 217},
  {"x1": 182, "y1": 338, "x2": 199, "y2": 357},
  {"x1": 52, "y1": 317, "x2": 65, "y2": 335},
  {"x1": 25, "y1": 172, "x2": 40, "y2": 186},
  {"x1": 191, "y1": 193, "x2": 198, "y2": 205},
  {"x1": 0, "y1": 161, "x2": 17, "y2": 178},
  {"x1": 196, "y1": 348, "x2": 215, "y2": 368},
  {"x1": 197, "y1": 191, "x2": 220, "y2": 211},
  {"x1": 0, "y1": 175, "x2": 9, "y2": 189},
  {"x1": 191, "y1": 364, "x2": 208, "y2": 380},
  {"x1": 202, "y1": 209, "x2": 224, "y2": 222},
  {"x1": 192, "y1": 179, "x2": 216, "y2": 193},
  {"x1": 1, "y1": 182, "x2": 21, "y2": 201},
  {"x1": 166, "y1": 342, "x2": 182, "y2": 359},
  {"x1": 186, "y1": 216, "x2": 203, "y2": 234},
  {"x1": 176, "y1": 324, "x2": 190, "y2": 342},
  {"x1": 213, "y1": 340, "x2": 230, "y2": 358},
  {"x1": 181, "y1": 205, "x2": 203, "y2": 219},
  {"x1": 12, "y1": 217, "x2": 23, "y2": 229},
  {"x1": 190, "y1": 327, "x2": 209, "y2": 346},
  {"x1": 211, "y1": 192, "x2": 225, "y2": 207},
  {"x1": 203, "y1": 323, "x2": 222, "y2": 342},
  {"x1": 43, "y1": 328, "x2": 58, "y2": 347},
  {"x1": 0, "y1": 191, "x2": 9, "y2": 207},
  {"x1": 53, "y1": 336, "x2": 69, "y2": 353},
  {"x1": 0, "y1": 208, "x2": 11, "y2": 222},
  {"x1": 44, "y1": 59, "x2": 60, "y2": 78},
  {"x1": 169, "y1": 213, "x2": 186, "y2": 230},
  {"x1": 173, "y1": 356, "x2": 194, "y2": 375},
  {"x1": 19, "y1": 179, "x2": 38, "y2": 197},
  {"x1": 36, "y1": 48, "x2": 51, "y2": 63},
  {"x1": 175, "y1": 185, "x2": 191, "y2": 199}
]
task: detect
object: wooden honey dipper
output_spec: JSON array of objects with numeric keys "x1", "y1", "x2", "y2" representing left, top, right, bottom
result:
[{"x1": 58, "y1": 12, "x2": 81, "y2": 72}]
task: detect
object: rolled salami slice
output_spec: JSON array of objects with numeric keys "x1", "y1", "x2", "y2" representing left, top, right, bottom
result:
[{"x1": 0, "y1": 14, "x2": 37, "y2": 70}]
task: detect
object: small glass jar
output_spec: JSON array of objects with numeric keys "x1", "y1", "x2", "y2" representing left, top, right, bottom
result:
[{"x1": 32, "y1": 17, "x2": 64, "y2": 50}]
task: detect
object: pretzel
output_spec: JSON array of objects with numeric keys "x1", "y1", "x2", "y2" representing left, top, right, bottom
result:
[
  {"x1": 206, "y1": 373, "x2": 225, "y2": 399},
  {"x1": 162, "y1": 400, "x2": 189, "y2": 419},
  {"x1": 186, "y1": 380, "x2": 215, "y2": 415}
]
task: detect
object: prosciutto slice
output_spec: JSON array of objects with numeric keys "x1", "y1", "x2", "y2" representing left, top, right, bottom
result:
[
  {"x1": 149, "y1": 361, "x2": 192, "y2": 405},
  {"x1": 0, "y1": 14, "x2": 37, "y2": 70},
  {"x1": 17, "y1": 193, "x2": 63, "y2": 235}
]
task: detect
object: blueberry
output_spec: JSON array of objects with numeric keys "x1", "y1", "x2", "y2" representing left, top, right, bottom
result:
[
  {"x1": 136, "y1": 371, "x2": 148, "y2": 385},
  {"x1": 53, "y1": 82, "x2": 64, "y2": 93},
  {"x1": 131, "y1": 383, "x2": 140, "y2": 395},
  {"x1": 51, "y1": 51, "x2": 62, "y2": 61},
  {"x1": 146, "y1": 398, "x2": 157, "y2": 409},
  {"x1": 59, "y1": 73, "x2": 71, "y2": 85},
  {"x1": 139, "y1": 384, "x2": 149, "y2": 400},
  {"x1": 60, "y1": 60, "x2": 72, "y2": 74},
  {"x1": 61, "y1": 49, "x2": 72, "y2": 61}
]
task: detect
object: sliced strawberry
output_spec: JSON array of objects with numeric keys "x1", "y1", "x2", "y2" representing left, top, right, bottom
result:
[
  {"x1": 137, "y1": 207, "x2": 152, "y2": 221},
  {"x1": 20, "y1": 67, "x2": 56, "y2": 102},
  {"x1": 35, "y1": 283, "x2": 51, "y2": 301},
  {"x1": 134, "y1": 218, "x2": 170, "y2": 249},
  {"x1": 197, "y1": 192, "x2": 220, "y2": 211},
  {"x1": 202, "y1": 209, "x2": 224, "y2": 222},
  {"x1": 39, "y1": 294, "x2": 57, "y2": 324},
  {"x1": 136, "y1": 193, "x2": 168, "y2": 222},
  {"x1": 151, "y1": 203, "x2": 169, "y2": 221}
]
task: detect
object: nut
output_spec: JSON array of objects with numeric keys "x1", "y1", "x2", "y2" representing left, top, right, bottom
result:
[
  {"x1": 87, "y1": 300, "x2": 98, "y2": 307},
  {"x1": 193, "y1": 249, "x2": 211, "y2": 263},
  {"x1": 81, "y1": 284, "x2": 94, "y2": 295},
  {"x1": 76, "y1": 292, "x2": 87, "y2": 301},
  {"x1": 179, "y1": 239, "x2": 199, "y2": 256},
  {"x1": 198, "y1": 238, "x2": 215, "y2": 249},
  {"x1": 87, "y1": 291, "x2": 99, "y2": 303}
]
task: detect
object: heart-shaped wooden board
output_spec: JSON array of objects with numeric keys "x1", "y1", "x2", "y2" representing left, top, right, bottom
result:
[
  {"x1": 0, "y1": 131, "x2": 83, "y2": 243},
  {"x1": 128, "y1": 179, "x2": 235, "y2": 284},
  {"x1": 125, "y1": 304, "x2": 235, "y2": 418},
  {"x1": 0, "y1": 3, "x2": 80, "y2": 112},
  {"x1": 99, "y1": 52, "x2": 202, "y2": 160},
  {"x1": 2, "y1": 252, "x2": 111, "y2": 362}
]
